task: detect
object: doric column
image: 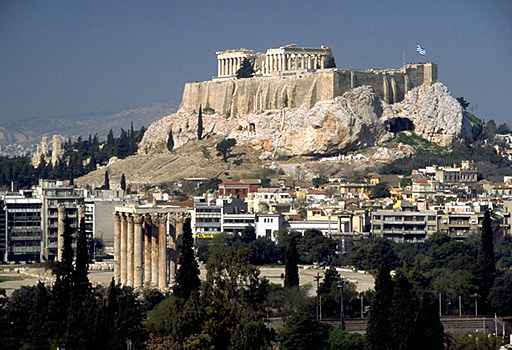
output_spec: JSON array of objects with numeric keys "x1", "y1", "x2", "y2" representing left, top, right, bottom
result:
[
  {"x1": 321, "y1": 55, "x2": 325, "y2": 69},
  {"x1": 114, "y1": 212, "x2": 121, "y2": 284},
  {"x1": 218, "y1": 59, "x2": 221, "y2": 77},
  {"x1": 57, "y1": 203, "x2": 65, "y2": 261},
  {"x1": 301, "y1": 55, "x2": 305, "y2": 69},
  {"x1": 228, "y1": 57, "x2": 232, "y2": 76},
  {"x1": 294, "y1": 55, "x2": 298, "y2": 70},
  {"x1": 158, "y1": 214, "x2": 167, "y2": 290},
  {"x1": 314, "y1": 55, "x2": 318, "y2": 69},
  {"x1": 265, "y1": 54, "x2": 269, "y2": 74},
  {"x1": 126, "y1": 214, "x2": 134, "y2": 287},
  {"x1": 120, "y1": 213, "x2": 127, "y2": 285},
  {"x1": 133, "y1": 214, "x2": 143, "y2": 289},
  {"x1": 144, "y1": 215, "x2": 152, "y2": 286},
  {"x1": 151, "y1": 213, "x2": 159, "y2": 287}
]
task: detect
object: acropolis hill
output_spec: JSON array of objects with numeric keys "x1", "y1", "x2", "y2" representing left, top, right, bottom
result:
[
  {"x1": 181, "y1": 44, "x2": 438, "y2": 116},
  {"x1": 136, "y1": 44, "x2": 473, "y2": 166}
]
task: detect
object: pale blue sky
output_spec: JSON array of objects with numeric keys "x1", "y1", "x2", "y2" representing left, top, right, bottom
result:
[{"x1": 1, "y1": 0, "x2": 511, "y2": 125}]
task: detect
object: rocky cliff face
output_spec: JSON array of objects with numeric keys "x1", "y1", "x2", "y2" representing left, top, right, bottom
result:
[{"x1": 139, "y1": 82, "x2": 471, "y2": 157}]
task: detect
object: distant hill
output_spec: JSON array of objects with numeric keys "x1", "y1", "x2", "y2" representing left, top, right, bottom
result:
[{"x1": 0, "y1": 101, "x2": 179, "y2": 156}]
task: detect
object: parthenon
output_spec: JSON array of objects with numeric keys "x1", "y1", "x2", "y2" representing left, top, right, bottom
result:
[
  {"x1": 216, "y1": 44, "x2": 333, "y2": 79},
  {"x1": 113, "y1": 205, "x2": 188, "y2": 290}
]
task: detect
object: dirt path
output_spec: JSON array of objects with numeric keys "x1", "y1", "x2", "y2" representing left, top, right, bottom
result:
[{"x1": 1, "y1": 264, "x2": 374, "y2": 297}]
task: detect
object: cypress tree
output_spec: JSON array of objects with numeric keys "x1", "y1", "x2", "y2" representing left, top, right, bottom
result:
[
  {"x1": 173, "y1": 217, "x2": 201, "y2": 299},
  {"x1": 366, "y1": 259, "x2": 393, "y2": 350},
  {"x1": 74, "y1": 216, "x2": 89, "y2": 289},
  {"x1": 120, "y1": 173, "x2": 126, "y2": 191},
  {"x1": 198, "y1": 105, "x2": 203, "y2": 140},
  {"x1": 167, "y1": 129, "x2": 174, "y2": 151},
  {"x1": 475, "y1": 209, "x2": 496, "y2": 314},
  {"x1": 390, "y1": 270, "x2": 418, "y2": 350},
  {"x1": 104, "y1": 170, "x2": 110, "y2": 190},
  {"x1": 284, "y1": 236, "x2": 299, "y2": 287}
]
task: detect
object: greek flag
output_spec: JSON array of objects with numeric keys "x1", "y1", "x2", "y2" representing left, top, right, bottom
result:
[{"x1": 416, "y1": 44, "x2": 426, "y2": 56}]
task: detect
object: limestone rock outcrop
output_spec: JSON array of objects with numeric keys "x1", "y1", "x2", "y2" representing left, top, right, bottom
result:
[{"x1": 139, "y1": 82, "x2": 471, "y2": 157}]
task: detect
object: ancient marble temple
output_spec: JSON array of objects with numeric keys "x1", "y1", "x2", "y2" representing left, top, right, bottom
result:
[
  {"x1": 216, "y1": 44, "x2": 333, "y2": 79},
  {"x1": 113, "y1": 205, "x2": 188, "y2": 290}
]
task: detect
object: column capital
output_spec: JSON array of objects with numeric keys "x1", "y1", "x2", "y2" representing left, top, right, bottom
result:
[
  {"x1": 114, "y1": 211, "x2": 122, "y2": 222},
  {"x1": 133, "y1": 213, "x2": 143, "y2": 225}
]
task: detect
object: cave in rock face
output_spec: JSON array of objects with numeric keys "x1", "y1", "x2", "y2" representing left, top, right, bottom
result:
[{"x1": 386, "y1": 117, "x2": 415, "y2": 133}]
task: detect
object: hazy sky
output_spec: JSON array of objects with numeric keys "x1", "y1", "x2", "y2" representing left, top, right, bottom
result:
[{"x1": 1, "y1": 0, "x2": 511, "y2": 125}]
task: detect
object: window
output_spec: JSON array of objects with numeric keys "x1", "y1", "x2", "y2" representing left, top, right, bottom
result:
[{"x1": 374, "y1": 215, "x2": 381, "y2": 220}]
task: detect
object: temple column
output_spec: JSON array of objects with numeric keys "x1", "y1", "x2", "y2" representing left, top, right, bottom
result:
[
  {"x1": 133, "y1": 214, "x2": 143, "y2": 289},
  {"x1": 120, "y1": 214, "x2": 127, "y2": 285},
  {"x1": 144, "y1": 215, "x2": 152, "y2": 286},
  {"x1": 301, "y1": 55, "x2": 305, "y2": 69},
  {"x1": 126, "y1": 214, "x2": 134, "y2": 287},
  {"x1": 158, "y1": 214, "x2": 167, "y2": 289},
  {"x1": 320, "y1": 56, "x2": 325, "y2": 69},
  {"x1": 114, "y1": 212, "x2": 121, "y2": 284},
  {"x1": 314, "y1": 55, "x2": 318, "y2": 69},
  {"x1": 217, "y1": 59, "x2": 221, "y2": 77},
  {"x1": 151, "y1": 213, "x2": 159, "y2": 287},
  {"x1": 168, "y1": 215, "x2": 177, "y2": 286},
  {"x1": 57, "y1": 204, "x2": 65, "y2": 261},
  {"x1": 294, "y1": 55, "x2": 298, "y2": 70}
]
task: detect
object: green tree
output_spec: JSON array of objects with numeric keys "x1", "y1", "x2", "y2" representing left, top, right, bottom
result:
[
  {"x1": 474, "y1": 210, "x2": 496, "y2": 314},
  {"x1": 390, "y1": 269, "x2": 418, "y2": 350},
  {"x1": 277, "y1": 312, "x2": 329, "y2": 350},
  {"x1": 120, "y1": 173, "x2": 126, "y2": 191},
  {"x1": 285, "y1": 236, "x2": 299, "y2": 287},
  {"x1": 328, "y1": 325, "x2": 364, "y2": 350},
  {"x1": 103, "y1": 170, "x2": 110, "y2": 190},
  {"x1": 366, "y1": 259, "x2": 393, "y2": 350},
  {"x1": 456, "y1": 97, "x2": 470, "y2": 111},
  {"x1": 173, "y1": 217, "x2": 201, "y2": 300},
  {"x1": 370, "y1": 182, "x2": 390, "y2": 199},
  {"x1": 167, "y1": 129, "x2": 174, "y2": 151},
  {"x1": 198, "y1": 105, "x2": 203, "y2": 140},
  {"x1": 489, "y1": 270, "x2": 512, "y2": 316},
  {"x1": 236, "y1": 58, "x2": 255, "y2": 79},
  {"x1": 298, "y1": 229, "x2": 336, "y2": 264},
  {"x1": 216, "y1": 138, "x2": 236, "y2": 162},
  {"x1": 312, "y1": 175, "x2": 328, "y2": 188}
]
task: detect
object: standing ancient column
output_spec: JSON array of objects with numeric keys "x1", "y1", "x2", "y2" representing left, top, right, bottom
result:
[
  {"x1": 114, "y1": 212, "x2": 121, "y2": 284},
  {"x1": 168, "y1": 214, "x2": 177, "y2": 286},
  {"x1": 294, "y1": 55, "x2": 298, "y2": 70},
  {"x1": 126, "y1": 214, "x2": 134, "y2": 287},
  {"x1": 133, "y1": 214, "x2": 143, "y2": 289},
  {"x1": 158, "y1": 214, "x2": 167, "y2": 290},
  {"x1": 57, "y1": 203, "x2": 65, "y2": 261},
  {"x1": 151, "y1": 213, "x2": 159, "y2": 287},
  {"x1": 144, "y1": 215, "x2": 152, "y2": 286},
  {"x1": 120, "y1": 213, "x2": 128, "y2": 285},
  {"x1": 217, "y1": 59, "x2": 221, "y2": 77}
]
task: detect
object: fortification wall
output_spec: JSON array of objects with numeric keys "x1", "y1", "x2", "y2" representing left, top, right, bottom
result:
[{"x1": 180, "y1": 63, "x2": 437, "y2": 117}]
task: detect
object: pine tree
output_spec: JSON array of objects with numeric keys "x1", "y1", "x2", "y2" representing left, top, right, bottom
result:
[
  {"x1": 284, "y1": 236, "x2": 299, "y2": 287},
  {"x1": 475, "y1": 209, "x2": 496, "y2": 314},
  {"x1": 198, "y1": 105, "x2": 203, "y2": 140},
  {"x1": 366, "y1": 259, "x2": 394, "y2": 350},
  {"x1": 173, "y1": 217, "x2": 201, "y2": 299}
]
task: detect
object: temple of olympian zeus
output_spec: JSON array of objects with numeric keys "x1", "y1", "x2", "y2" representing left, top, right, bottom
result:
[
  {"x1": 113, "y1": 206, "x2": 188, "y2": 290},
  {"x1": 216, "y1": 44, "x2": 333, "y2": 78}
]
